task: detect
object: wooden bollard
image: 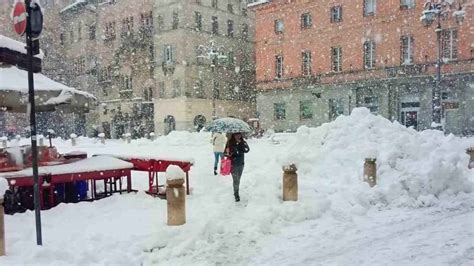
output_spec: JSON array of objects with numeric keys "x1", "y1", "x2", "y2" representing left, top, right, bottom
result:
[
  {"x1": 149, "y1": 132, "x2": 155, "y2": 141},
  {"x1": 467, "y1": 148, "x2": 474, "y2": 169},
  {"x1": 283, "y1": 164, "x2": 298, "y2": 201},
  {"x1": 364, "y1": 158, "x2": 377, "y2": 187},
  {"x1": 39, "y1": 136, "x2": 44, "y2": 146},
  {"x1": 0, "y1": 198, "x2": 5, "y2": 256},
  {"x1": 125, "y1": 133, "x2": 131, "y2": 144},
  {"x1": 166, "y1": 166, "x2": 186, "y2": 226},
  {"x1": 70, "y1": 133, "x2": 77, "y2": 146}
]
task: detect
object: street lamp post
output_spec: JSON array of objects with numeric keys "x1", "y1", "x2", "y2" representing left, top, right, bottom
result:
[
  {"x1": 197, "y1": 41, "x2": 227, "y2": 119},
  {"x1": 420, "y1": 0, "x2": 466, "y2": 130}
]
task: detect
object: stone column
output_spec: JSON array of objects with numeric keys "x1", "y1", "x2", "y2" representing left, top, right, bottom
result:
[
  {"x1": 283, "y1": 164, "x2": 298, "y2": 201},
  {"x1": 364, "y1": 158, "x2": 377, "y2": 188},
  {"x1": 166, "y1": 178, "x2": 186, "y2": 226},
  {"x1": 467, "y1": 148, "x2": 474, "y2": 169},
  {"x1": 0, "y1": 198, "x2": 5, "y2": 256}
]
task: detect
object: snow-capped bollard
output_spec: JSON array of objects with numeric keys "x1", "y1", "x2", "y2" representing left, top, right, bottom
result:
[
  {"x1": 364, "y1": 158, "x2": 377, "y2": 187},
  {"x1": 125, "y1": 133, "x2": 131, "y2": 144},
  {"x1": 467, "y1": 147, "x2": 474, "y2": 169},
  {"x1": 98, "y1": 133, "x2": 105, "y2": 144},
  {"x1": 149, "y1": 132, "x2": 155, "y2": 141},
  {"x1": 15, "y1": 135, "x2": 21, "y2": 142},
  {"x1": 0, "y1": 137, "x2": 7, "y2": 148},
  {"x1": 38, "y1": 135, "x2": 44, "y2": 146},
  {"x1": 166, "y1": 165, "x2": 186, "y2": 226},
  {"x1": 282, "y1": 164, "x2": 298, "y2": 201},
  {"x1": 70, "y1": 133, "x2": 77, "y2": 146}
]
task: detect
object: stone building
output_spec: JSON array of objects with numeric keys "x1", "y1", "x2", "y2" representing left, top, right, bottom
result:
[
  {"x1": 1, "y1": 0, "x2": 256, "y2": 138},
  {"x1": 153, "y1": 0, "x2": 256, "y2": 134},
  {"x1": 250, "y1": 0, "x2": 473, "y2": 135}
]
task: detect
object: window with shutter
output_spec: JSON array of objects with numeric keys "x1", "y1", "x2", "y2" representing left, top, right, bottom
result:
[
  {"x1": 332, "y1": 47, "x2": 342, "y2": 72},
  {"x1": 364, "y1": 41, "x2": 376, "y2": 69},
  {"x1": 364, "y1": 0, "x2": 376, "y2": 16},
  {"x1": 401, "y1": 35, "x2": 414, "y2": 65},
  {"x1": 442, "y1": 29, "x2": 458, "y2": 60},
  {"x1": 302, "y1": 51, "x2": 312, "y2": 76},
  {"x1": 275, "y1": 55, "x2": 284, "y2": 78}
]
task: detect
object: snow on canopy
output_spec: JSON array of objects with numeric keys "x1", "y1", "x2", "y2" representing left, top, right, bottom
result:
[
  {"x1": 0, "y1": 35, "x2": 43, "y2": 59},
  {"x1": 0, "y1": 156, "x2": 133, "y2": 179},
  {"x1": 0, "y1": 65, "x2": 95, "y2": 99}
]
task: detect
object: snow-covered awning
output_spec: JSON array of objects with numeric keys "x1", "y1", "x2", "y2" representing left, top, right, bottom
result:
[
  {"x1": 0, "y1": 35, "x2": 43, "y2": 59},
  {"x1": 0, "y1": 66, "x2": 96, "y2": 113}
]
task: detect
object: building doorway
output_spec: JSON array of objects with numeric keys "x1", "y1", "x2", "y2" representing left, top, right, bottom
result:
[
  {"x1": 164, "y1": 115, "x2": 176, "y2": 135},
  {"x1": 400, "y1": 100, "x2": 420, "y2": 130}
]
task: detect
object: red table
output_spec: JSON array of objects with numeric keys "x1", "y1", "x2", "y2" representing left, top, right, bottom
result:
[
  {"x1": 97, "y1": 154, "x2": 194, "y2": 197},
  {"x1": 1, "y1": 156, "x2": 134, "y2": 210}
]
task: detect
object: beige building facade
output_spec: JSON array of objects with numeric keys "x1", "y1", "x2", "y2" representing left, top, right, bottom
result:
[{"x1": 153, "y1": 0, "x2": 256, "y2": 134}]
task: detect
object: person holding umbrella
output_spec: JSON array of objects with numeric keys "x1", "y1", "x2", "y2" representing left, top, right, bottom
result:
[
  {"x1": 225, "y1": 133, "x2": 249, "y2": 202},
  {"x1": 205, "y1": 117, "x2": 252, "y2": 202}
]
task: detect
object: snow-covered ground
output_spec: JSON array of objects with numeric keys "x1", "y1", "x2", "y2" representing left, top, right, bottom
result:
[{"x1": 0, "y1": 109, "x2": 473, "y2": 265}]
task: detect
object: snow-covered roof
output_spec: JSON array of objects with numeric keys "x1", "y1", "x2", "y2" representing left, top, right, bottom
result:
[
  {"x1": 60, "y1": 0, "x2": 88, "y2": 14},
  {"x1": 0, "y1": 35, "x2": 44, "y2": 59},
  {"x1": 0, "y1": 156, "x2": 134, "y2": 179}
]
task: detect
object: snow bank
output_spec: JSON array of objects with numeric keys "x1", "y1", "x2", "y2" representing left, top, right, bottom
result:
[
  {"x1": 166, "y1": 165, "x2": 185, "y2": 181},
  {"x1": 282, "y1": 108, "x2": 473, "y2": 210}
]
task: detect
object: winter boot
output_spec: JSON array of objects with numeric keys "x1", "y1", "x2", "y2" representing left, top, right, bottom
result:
[
  {"x1": 234, "y1": 191, "x2": 240, "y2": 202},
  {"x1": 214, "y1": 167, "x2": 218, "y2": 175}
]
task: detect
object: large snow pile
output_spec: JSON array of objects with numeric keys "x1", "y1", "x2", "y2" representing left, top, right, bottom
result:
[{"x1": 283, "y1": 108, "x2": 473, "y2": 211}]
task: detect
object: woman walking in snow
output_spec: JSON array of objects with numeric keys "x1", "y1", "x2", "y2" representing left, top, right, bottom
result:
[
  {"x1": 212, "y1": 132, "x2": 227, "y2": 175},
  {"x1": 225, "y1": 133, "x2": 250, "y2": 202}
]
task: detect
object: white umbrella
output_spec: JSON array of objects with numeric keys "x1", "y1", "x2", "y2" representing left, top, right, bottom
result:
[{"x1": 205, "y1": 117, "x2": 252, "y2": 133}]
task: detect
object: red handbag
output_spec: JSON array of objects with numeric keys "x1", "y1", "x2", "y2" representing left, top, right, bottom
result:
[{"x1": 220, "y1": 156, "x2": 232, "y2": 176}]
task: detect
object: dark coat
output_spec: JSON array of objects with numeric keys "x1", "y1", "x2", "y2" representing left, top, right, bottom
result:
[{"x1": 227, "y1": 140, "x2": 250, "y2": 166}]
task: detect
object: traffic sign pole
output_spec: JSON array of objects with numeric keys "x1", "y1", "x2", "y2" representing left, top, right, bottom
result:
[{"x1": 25, "y1": 0, "x2": 43, "y2": 246}]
